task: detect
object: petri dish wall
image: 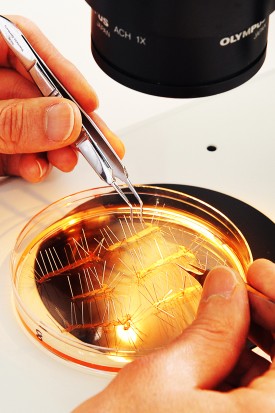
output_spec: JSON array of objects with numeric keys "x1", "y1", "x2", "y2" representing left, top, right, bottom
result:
[{"x1": 11, "y1": 185, "x2": 252, "y2": 373}]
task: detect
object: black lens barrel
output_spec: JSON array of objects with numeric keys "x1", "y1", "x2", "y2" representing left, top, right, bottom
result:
[{"x1": 85, "y1": 0, "x2": 275, "y2": 97}]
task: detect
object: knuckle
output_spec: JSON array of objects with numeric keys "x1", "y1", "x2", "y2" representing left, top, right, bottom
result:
[
  {"x1": 189, "y1": 317, "x2": 233, "y2": 349},
  {"x1": 0, "y1": 101, "x2": 25, "y2": 153}
]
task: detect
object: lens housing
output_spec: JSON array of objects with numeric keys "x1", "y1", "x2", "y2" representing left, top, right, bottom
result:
[{"x1": 85, "y1": 0, "x2": 275, "y2": 97}]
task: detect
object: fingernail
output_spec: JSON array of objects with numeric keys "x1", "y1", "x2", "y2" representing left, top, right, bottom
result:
[
  {"x1": 36, "y1": 160, "x2": 48, "y2": 179},
  {"x1": 46, "y1": 102, "x2": 75, "y2": 142},
  {"x1": 202, "y1": 267, "x2": 240, "y2": 301}
]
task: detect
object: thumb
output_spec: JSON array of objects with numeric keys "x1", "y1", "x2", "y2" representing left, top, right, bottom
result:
[
  {"x1": 170, "y1": 267, "x2": 250, "y2": 389},
  {"x1": 72, "y1": 268, "x2": 250, "y2": 413},
  {"x1": 0, "y1": 97, "x2": 81, "y2": 154}
]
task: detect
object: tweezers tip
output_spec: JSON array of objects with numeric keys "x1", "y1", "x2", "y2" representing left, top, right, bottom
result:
[{"x1": 111, "y1": 180, "x2": 143, "y2": 221}]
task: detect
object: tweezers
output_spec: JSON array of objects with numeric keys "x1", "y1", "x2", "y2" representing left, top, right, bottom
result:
[{"x1": 0, "y1": 15, "x2": 143, "y2": 214}]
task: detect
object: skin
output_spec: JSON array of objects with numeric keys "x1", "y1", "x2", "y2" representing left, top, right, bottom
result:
[
  {"x1": 73, "y1": 259, "x2": 275, "y2": 412},
  {"x1": 0, "y1": 15, "x2": 124, "y2": 183}
]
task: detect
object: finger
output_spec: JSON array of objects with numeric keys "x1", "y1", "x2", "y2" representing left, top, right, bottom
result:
[
  {"x1": 90, "y1": 112, "x2": 125, "y2": 159},
  {"x1": 4, "y1": 15, "x2": 99, "y2": 113},
  {"x1": 0, "y1": 83, "x2": 124, "y2": 170},
  {"x1": 0, "y1": 68, "x2": 124, "y2": 165},
  {"x1": 171, "y1": 267, "x2": 250, "y2": 389},
  {"x1": 247, "y1": 259, "x2": 275, "y2": 299},
  {"x1": 249, "y1": 293, "x2": 275, "y2": 332},
  {"x1": 73, "y1": 269, "x2": 249, "y2": 413},
  {"x1": 0, "y1": 68, "x2": 40, "y2": 99},
  {"x1": 47, "y1": 146, "x2": 78, "y2": 172},
  {"x1": 221, "y1": 347, "x2": 270, "y2": 389},
  {"x1": 0, "y1": 71, "x2": 78, "y2": 175},
  {"x1": 112, "y1": 268, "x2": 249, "y2": 393},
  {"x1": 230, "y1": 358, "x2": 275, "y2": 411},
  {"x1": 247, "y1": 260, "x2": 275, "y2": 331},
  {"x1": 0, "y1": 147, "x2": 77, "y2": 181},
  {"x1": 20, "y1": 153, "x2": 52, "y2": 182},
  {"x1": 0, "y1": 97, "x2": 82, "y2": 153},
  {"x1": 0, "y1": 153, "x2": 51, "y2": 182},
  {"x1": 1, "y1": 17, "x2": 124, "y2": 161}
]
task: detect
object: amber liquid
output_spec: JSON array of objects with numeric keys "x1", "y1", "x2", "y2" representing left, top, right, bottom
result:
[{"x1": 15, "y1": 204, "x2": 247, "y2": 355}]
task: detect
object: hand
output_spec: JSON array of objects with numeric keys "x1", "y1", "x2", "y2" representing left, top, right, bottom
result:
[
  {"x1": 0, "y1": 16, "x2": 124, "y2": 182},
  {"x1": 247, "y1": 259, "x2": 275, "y2": 360},
  {"x1": 73, "y1": 260, "x2": 275, "y2": 412}
]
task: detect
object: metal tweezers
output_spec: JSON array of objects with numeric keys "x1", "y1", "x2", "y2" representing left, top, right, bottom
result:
[{"x1": 0, "y1": 15, "x2": 143, "y2": 214}]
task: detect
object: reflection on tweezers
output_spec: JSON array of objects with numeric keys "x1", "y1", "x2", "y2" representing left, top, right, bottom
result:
[
  {"x1": 0, "y1": 15, "x2": 143, "y2": 216},
  {"x1": 177, "y1": 263, "x2": 275, "y2": 306}
]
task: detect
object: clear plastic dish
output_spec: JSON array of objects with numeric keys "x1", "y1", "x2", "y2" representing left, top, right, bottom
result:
[{"x1": 11, "y1": 185, "x2": 252, "y2": 373}]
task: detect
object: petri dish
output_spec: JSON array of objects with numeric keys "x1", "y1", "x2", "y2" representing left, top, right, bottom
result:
[{"x1": 11, "y1": 185, "x2": 252, "y2": 373}]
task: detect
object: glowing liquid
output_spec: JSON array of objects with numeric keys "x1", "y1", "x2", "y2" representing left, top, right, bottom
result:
[{"x1": 14, "y1": 202, "x2": 249, "y2": 361}]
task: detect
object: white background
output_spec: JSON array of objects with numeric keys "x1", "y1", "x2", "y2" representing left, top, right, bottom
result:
[{"x1": 0, "y1": 1, "x2": 275, "y2": 412}]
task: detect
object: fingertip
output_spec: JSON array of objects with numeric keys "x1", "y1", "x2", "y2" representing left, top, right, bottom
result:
[
  {"x1": 89, "y1": 112, "x2": 125, "y2": 158},
  {"x1": 107, "y1": 132, "x2": 125, "y2": 159},
  {"x1": 201, "y1": 266, "x2": 245, "y2": 302},
  {"x1": 84, "y1": 86, "x2": 99, "y2": 112},
  {"x1": 20, "y1": 154, "x2": 51, "y2": 182},
  {"x1": 247, "y1": 259, "x2": 275, "y2": 279},
  {"x1": 246, "y1": 259, "x2": 275, "y2": 296},
  {"x1": 197, "y1": 266, "x2": 249, "y2": 334},
  {"x1": 192, "y1": 265, "x2": 249, "y2": 349},
  {"x1": 47, "y1": 146, "x2": 78, "y2": 172}
]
